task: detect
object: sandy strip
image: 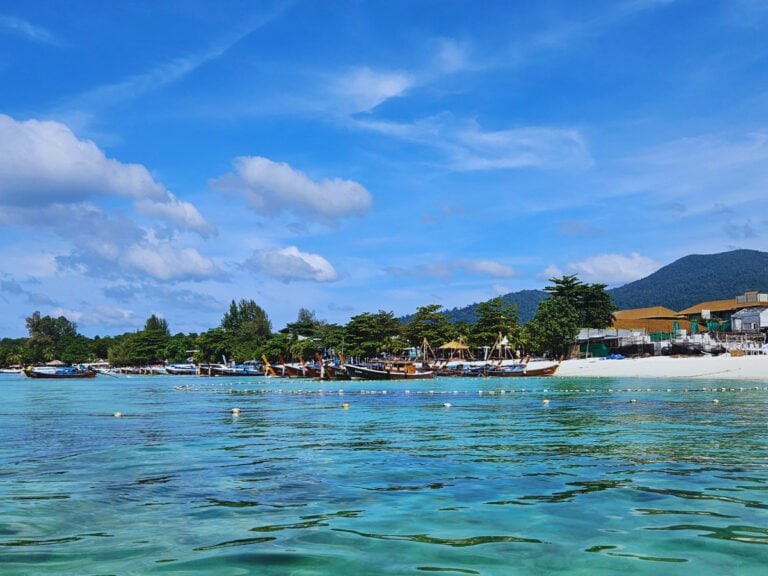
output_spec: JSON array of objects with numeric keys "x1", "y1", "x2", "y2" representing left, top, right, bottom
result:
[{"x1": 553, "y1": 354, "x2": 768, "y2": 381}]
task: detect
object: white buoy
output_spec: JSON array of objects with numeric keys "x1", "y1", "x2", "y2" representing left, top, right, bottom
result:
[
  {"x1": 113, "y1": 411, "x2": 122, "y2": 418},
  {"x1": 443, "y1": 402, "x2": 452, "y2": 408},
  {"x1": 712, "y1": 399, "x2": 719, "y2": 404},
  {"x1": 543, "y1": 399, "x2": 550, "y2": 405},
  {"x1": 231, "y1": 407, "x2": 241, "y2": 415}
]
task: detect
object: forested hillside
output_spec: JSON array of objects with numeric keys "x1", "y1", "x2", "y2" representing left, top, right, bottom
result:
[{"x1": 443, "y1": 249, "x2": 768, "y2": 323}]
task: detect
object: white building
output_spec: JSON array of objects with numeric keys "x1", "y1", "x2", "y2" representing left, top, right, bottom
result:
[{"x1": 731, "y1": 307, "x2": 768, "y2": 333}]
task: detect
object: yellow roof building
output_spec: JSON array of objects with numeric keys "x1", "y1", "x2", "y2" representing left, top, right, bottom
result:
[{"x1": 612, "y1": 306, "x2": 693, "y2": 333}]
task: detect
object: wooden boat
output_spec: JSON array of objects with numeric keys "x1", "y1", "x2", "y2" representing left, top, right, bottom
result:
[
  {"x1": 486, "y1": 358, "x2": 560, "y2": 378},
  {"x1": 486, "y1": 364, "x2": 559, "y2": 377},
  {"x1": 24, "y1": 366, "x2": 97, "y2": 379},
  {"x1": 318, "y1": 363, "x2": 350, "y2": 380},
  {"x1": 344, "y1": 361, "x2": 435, "y2": 380}
]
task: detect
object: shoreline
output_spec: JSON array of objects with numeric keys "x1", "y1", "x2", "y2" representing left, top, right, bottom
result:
[{"x1": 554, "y1": 353, "x2": 768, "y2": 381}]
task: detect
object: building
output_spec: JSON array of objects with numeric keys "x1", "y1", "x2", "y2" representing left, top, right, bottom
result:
[
  {"x1": 678, "y1": 291, "x2": 768, "y2": 331},
  {"x1": 731, "y1": 308, "x2": 768, "y2": 333},
  {"x1": 612, "y1": 306, "x2": 693, "y2": 334}
]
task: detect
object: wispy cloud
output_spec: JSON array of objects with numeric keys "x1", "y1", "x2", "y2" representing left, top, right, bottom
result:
[
  {"x1": 612, "y1": 132, "x2": 768, "y2": 214},
  {"x1": 0, "y1": 14, "x2": 58, "y2": 45},
  {"x1": 388, "y1": 258, "x2": 516, "y2": 279},
  {"x1": 328, "y1": 67, "x2": 414, "y2": 114},
  {"x1": 64, "y1": 8, "x2": 283, "y2": 114},
  {"x1": 355, "y1": 115, "x2": 592, "y2": 171}
]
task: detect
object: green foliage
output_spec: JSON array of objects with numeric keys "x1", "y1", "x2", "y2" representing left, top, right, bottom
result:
[
  {"x1": 194, "y1": 328, "x2": 228, "y2": 364},
  {"x1": 0, "y1": 337, "x2": 27, "y2": 366},
  {"x1": 344, "y1": 311, "x2": 404, "y2": 358},
  {"x1": 166, "y1": 333, "x2": 196, "y2": 363},
  {"x1": 545, "y1": 275, "x2": 616, "y2": 329},
  {"x1": 469, "y1": 297, "x2": 520, "y2": 347},
  {"x1": 220, "y1": 299, "x2": 272, "y2": 362},
  {"x1": 24, "y1": 311, "x2": 81, "y2": 364},
  {"x1": 107, "y1": 333, "x2": 140, "y2": 367},
  {"x1": 403, "y1": 304, "x2": 452, "y2": 347},
  {"x1": 527, "y1": 275, "x2": 615, "y2": 357},
  {"x1": 528, "y1": 297, "x2": 580, "y2": 358}
]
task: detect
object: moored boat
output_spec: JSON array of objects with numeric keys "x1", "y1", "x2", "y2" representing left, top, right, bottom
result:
[
  {"x1": 165, "y1": 363, "x2": 198, "y2": 375},
  {"x1": 344, "y1": 361, "x2": 435, "y2": 380},
  {"x1": 23, "y1": 365, "x2": 97, "y2": 379}
]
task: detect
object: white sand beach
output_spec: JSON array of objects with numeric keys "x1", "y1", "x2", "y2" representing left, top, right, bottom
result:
[{"x1": 554, "y1": 353, "x2": 768, "y2": 381}]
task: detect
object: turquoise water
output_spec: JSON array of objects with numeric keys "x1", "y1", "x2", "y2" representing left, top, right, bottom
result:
[{"x1": 1, "y1": 374, "x2": 767, "y2": 575}]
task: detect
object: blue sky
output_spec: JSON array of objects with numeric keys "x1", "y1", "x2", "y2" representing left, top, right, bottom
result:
[{"x1": 1, "y1": 0, "x2": 767, "y2": 338}]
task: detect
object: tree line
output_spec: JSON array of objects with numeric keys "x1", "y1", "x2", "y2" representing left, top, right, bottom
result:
[{"x1": 0, "y1": 275, "x2": 616, "y2": 367}]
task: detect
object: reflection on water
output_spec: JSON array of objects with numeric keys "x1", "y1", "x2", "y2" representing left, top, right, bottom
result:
[{"x1": 1, "y1": 374, "x2": 767, "y2": 575}]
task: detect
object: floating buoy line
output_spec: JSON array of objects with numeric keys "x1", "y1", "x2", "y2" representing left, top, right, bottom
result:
[{"x1": 170, "y1": 382, "x2": 768, "y2": 399}]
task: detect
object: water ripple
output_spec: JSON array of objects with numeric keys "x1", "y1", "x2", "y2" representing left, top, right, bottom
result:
[
  {"x1": 333, "y1": 528, "x2": 544, "y2": 546},
  {"x1": 647, "y1": 523, "x2": 768, "y2": 544}
]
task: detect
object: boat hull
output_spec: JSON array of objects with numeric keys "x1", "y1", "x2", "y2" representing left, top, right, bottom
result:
[
  {"x1": 344, "y1": 364, "x2": 435, "y2": 380},
  {"x1": 24, "y1": 368, "x2": 97, "y2": 379},
  {"x1": 486, "y1": 363, "x2": 560, "y2": 377}
]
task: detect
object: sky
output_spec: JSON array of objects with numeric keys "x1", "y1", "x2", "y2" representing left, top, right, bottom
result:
[{"x1": 1, "y1": 0, "x2": 767, "y2": 338}]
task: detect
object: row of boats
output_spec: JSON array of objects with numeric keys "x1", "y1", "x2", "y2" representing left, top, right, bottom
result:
[
  {"x1": 16, "y1": 357, "x2": 560, "y2": 380},
  {"x1": 14, "y1": 336, "x2": 561, "y2": 380}
]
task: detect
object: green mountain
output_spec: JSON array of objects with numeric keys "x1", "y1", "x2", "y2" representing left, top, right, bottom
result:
[
  {"x1": 608, "y1": 249, "x2": 768, "y2": 311},
  {"x1": 441, "y1": 249, "x2": 768, "y2": 324}
]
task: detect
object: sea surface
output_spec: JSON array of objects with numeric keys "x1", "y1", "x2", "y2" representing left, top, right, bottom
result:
[{"x1": 1, "y1": 373, "x2": 767, "y2": 575}]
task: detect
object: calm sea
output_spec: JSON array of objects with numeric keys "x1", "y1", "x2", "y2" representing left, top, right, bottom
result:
[{"x1": 1, "y1": 373, "x2": 766, "y2": 575}]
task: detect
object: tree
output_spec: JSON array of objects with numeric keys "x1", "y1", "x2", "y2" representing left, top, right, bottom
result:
[
  {"x1": 403, "y1": 304, "x2": 452, "y2": 347},
  {"x1": 108, "y1": 333, "x2": 140, "y2": 367},
  {"x1": 528, "y1": 296, "x2": 580, "y2": 358},
  {"x1": 544, "y1": 275, "x2": 617, "y2": 329},
  {"x1": 470, "y1": 297, "x2": 520, "y2": 348},
  {"x1": 25, "y1": 311, "x2": 81, "y2": 363},
  {"x1": 222, "y1": 299, "x2": 271, "y2": 336},
  {"x1": 344, "y1": 311, "x2": 404, "y2": 358},
  {"x1": 221, "y1": 299, "x2": 271, "y2": 361},
  {"x1": 528, "y1": 275, "x2": 617, "y2": 358},
  {"x1": 132, "y1": 315, "x2": 172, "y2": 364},
  {"x1": 195, "y1": 328, "x2": 228, "y2": 364}
]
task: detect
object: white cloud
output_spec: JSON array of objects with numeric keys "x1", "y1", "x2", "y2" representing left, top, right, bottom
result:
[
  {"x1": 212, "y1": 156, "x2": 372, "y2": 224},
  {"x1": 0, "y1": 114, "x2": 165, "y2": 204},
  {"x1": 0, "y1": 114, "x2": 214, "y2": 235},
  {"x1": 0, "y1": 15, "x2": 57, "y2": 45},
  {"x1": 135, "y1": 194, "x2": 216, "y2": 237},
  {"x1": 566, "y1": 252, "x2": 661, "y2": 285},
  {"x1": 120, "y1": 244, "x2": 220, "y2": 281},
  {"x1": 51, "y1": 305, "x2": 136, "y2": 329},
  {"x1": 247, "y1": 246, "x2": 338, "y2": 282},
  {"x1": 329, "y1": 67, "x2": 414, "y2": 113},
  {"x1": 538, "y1": 264, "x2": 564, "y2": 281}
]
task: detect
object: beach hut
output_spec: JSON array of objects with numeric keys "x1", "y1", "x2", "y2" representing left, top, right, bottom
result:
[{"x1": 438, "y1": 337, "x2": 471, "y2": 361}]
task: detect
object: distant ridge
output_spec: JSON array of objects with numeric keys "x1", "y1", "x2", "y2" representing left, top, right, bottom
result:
[
  {"x1": 440, "y1": 249, "x2": 768, "y2": 324},
  {"x1": 608, "y1": 249, "x2": 768, "y2": 311}
]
